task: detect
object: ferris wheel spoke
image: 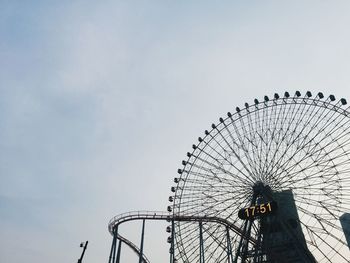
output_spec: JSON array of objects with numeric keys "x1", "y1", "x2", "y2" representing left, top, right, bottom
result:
[
  {"x1": 271, "y1": 144, "x2": 340, "y2": 188},
  {"x1": 178, "y1": 187, "x2": 250, "y2": 204},
  {"x1": 264, "y1": 99, "x2": 319, "y2": 179},
  {"x1": 295, "y1": 200, "x2": 341, "y2": 219},
  {"x1": 283, "y1": 171, "x2": 341, "y2": 190},
  {"x1": 191, "y1": 146, "x2": 255, "y2": 186},
  {"x1": 272, "y1": 109, "x2": 350, "y2": 182},
  {"x1": 288, "y1": 96, "x2": 344, "y2": 160},
  {"x1": 305, "y1": 223, "x2": 346, "y2": 247},
  {"x1": 188, "y1": 224, "x2": 228, "y2": 262},
  {"x1": 245, "y1": 107, "x2": 266, "y2": 156},
  {"x1": 293, "y1": 186, "x2": 341, "y2": 199},
  {"x1": 299, "y1": 220, "x2": 350, "y2": 262},
  {"x1": 298, "y1": 126, "x2": 350, "y2": 164},
  {"x1": 302, "y1": 231, "x2": 337, "y2": 263},
  {"x1": 213, "y1": 121, "x2": 257, "y2": 180},
  {"x1": 183, "y1": 191, "x2": 250, "y2": 212},
  {"x1": 261, "y1": 102, "x2": 286, "y2": 181},
  {"x1": 255, "y1": 100, "x2": 291, "y2": 178},
  {"x1": 270, "y1": 137, "x2": 320, "y2": 185},
  {"x1": 245, "y1": 107, "x2": 265, "y2": 177},
  {"x1": 176, "y1": 224, "x2": 201, "y2": 250},
  {"x1": 277, "y1": 144, "x2": 350, "y2": 188},
  {"x1": 277, "y1": 161, "x2": 339, "y2": 188},
  {"x1": 308, "y1": 130, "x2": 350, "y2": 162},
  {"x1": 252, "y1": 103, "x2": 267, "y2": 176},
  {"x1": 267, "y1": 101, "x2": 338, "y2": 182},
  {"x1": 174, "y1": 230, "x2": 194, "y2": 260},
  {"x1": 228, "y1": 115, "x2": 261, "y2": 178},
  {"x1": 203, "y1": 229, "x2": 228, "y2": 262},
  {"x1": 259, "y1": 100, "x2": 275, "y2": 179},
  {"x1": 297, "y1": 206, "x2": 343, "y2": 232},
  {"x1": 185, "y1": 168, "x2": 247, "y2": 189},
  {"x1": 264, "y1": 113, "x2": 288, "y2": 174},
  {"x1": 274, "y1": 97, "x2": 307, "y2": 148}
]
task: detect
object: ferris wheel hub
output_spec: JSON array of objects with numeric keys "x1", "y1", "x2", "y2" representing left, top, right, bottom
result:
[{"x1": 252, "y1": 182, "x2": 271, "y2": 195}]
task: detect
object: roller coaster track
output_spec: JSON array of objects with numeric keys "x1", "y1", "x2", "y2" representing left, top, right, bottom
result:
[
  {"x1": 108, "y1": 211, "x2": 256, "y2": 262},
  {"x1": 117, "y1": 233, "x2": 150, "y2": 263}
]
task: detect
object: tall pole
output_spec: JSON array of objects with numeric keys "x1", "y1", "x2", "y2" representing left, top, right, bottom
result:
[
  {"x1": 78, "y1": 241, "x2": 88, "y2": 263},
  {"x1": 226, "y1": 226, "x2": 234, "y2": 263},
  {"x1": 170, "y1": 219, "x2": 175, "y2": 263},
  {"x1": 199, "y1": 221, "x2": 205, "y2": 263},
  {"x1": 139, "y1": 219, "x2": 146, "y2": 263},
  {"x1": 116, "y1": 238, "x2": 122, "y2": 263},
  {"x1": 234, "y1": 191, "x2": 258, "y2": 263},
  {"x1": 253, "y1": 223, "x2": 263, "y2": 263},
  {"x1": 233, "y1": 219, "x2": 249, "y2": 263},
  {"x1": 112, "y1": 226, "x2": 119, "y2": 263},
  {"x1": 109, "y1": 227, "x2": 118, "y2": 263}
]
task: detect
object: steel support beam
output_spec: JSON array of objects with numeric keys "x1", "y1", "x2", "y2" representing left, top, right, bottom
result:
[
  {"x1": 139, "y1": 219, "x2": 146, "y2": 263},
  {"x1": 199, "y1": 221, "x2": 205, "y2": 263}
]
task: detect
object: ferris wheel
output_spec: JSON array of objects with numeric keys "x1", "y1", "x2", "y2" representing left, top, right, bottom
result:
[{"x1": 168, "y1": 91, "x2": 350, "y2": 262}]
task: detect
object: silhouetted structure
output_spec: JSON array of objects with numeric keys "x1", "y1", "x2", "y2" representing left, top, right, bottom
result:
[
  {"x1": 261, "y1": 190, "x2": 316, "y2": 262},
  {"x1": 340, "y1": 213, "x2": 350, "y2": 249}
]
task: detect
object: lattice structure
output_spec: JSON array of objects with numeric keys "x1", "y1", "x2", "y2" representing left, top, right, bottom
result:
[
  {"x1": 108, "y1": 91, "x2": 350, "y2": 263},
  {"x1": 169, "y1": 91, "x2": 350, "y2": 262}
]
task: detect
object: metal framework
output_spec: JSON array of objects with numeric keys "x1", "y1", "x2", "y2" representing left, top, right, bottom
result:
[
  {"x1": 169, "y1": 91, "x2": 350, "y2": 262},
  {"x1": 107, "y1": 211, "x2": 256, "y2": 263},
  {"x1": 108, "y1": 91, "x2": 350, "y2": 262}
]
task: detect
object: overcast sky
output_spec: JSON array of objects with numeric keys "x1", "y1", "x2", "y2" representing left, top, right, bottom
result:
[{"x1": 2, "y1": 1, "x2": 350, "y2": 263}]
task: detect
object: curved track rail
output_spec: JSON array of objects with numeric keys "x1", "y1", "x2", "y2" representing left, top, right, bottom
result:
[
  {"x1": 117, "y1": 233, "x2": 150, "y2": 263},
  {"x1": 108, "y1": 210, "x2": 257, "y2": 263},
  {"x1": 108, "y1": 211, "x2": 256, "y2": 244}
]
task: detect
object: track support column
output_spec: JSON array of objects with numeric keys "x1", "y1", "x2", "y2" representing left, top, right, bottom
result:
[
  {"x1": 170, "y1": 219, "x2": 175, "y2": 263},
  {"x1": 116, "y1": 238, "x2": 122, "y2": 263},
  {"x1": 226, "y1": 226, "x2": 234, "y2": 263},
  {"x1": 234, "y1": 191, "x2": 258, "y2": 263},
  {"x1": 109, "y1": 226, "x2": 118, "y2": 263},
  {"x1": 139, "y1": 219, "x2": 146, "y2": 263},
  {"x1": 199, "y1": 221, "x2": 205, "y2": 263}
]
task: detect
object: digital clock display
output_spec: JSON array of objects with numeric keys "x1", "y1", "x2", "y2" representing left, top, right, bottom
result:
[{"x1": 238, "y1": 201, "x2": 278, "y2": 220}]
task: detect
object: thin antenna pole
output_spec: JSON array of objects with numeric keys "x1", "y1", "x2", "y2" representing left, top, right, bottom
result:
[{"x1": 78, "y1": 241, "x2": 88, "y2": 263}]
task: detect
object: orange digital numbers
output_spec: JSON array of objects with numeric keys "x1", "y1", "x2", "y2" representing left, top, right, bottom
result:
[{"x1": 238, "y1": 201, "x2": 277, "y2": 220}]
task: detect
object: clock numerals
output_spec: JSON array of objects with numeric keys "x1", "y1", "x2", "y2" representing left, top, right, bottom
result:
[{"x1": 238, "y1": 201, "x2": 277, "y2": 220}]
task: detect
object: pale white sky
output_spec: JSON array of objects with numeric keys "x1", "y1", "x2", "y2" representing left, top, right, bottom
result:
[{"x1": 2, "y1": 1, "x2": 350, "y2": 262}]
